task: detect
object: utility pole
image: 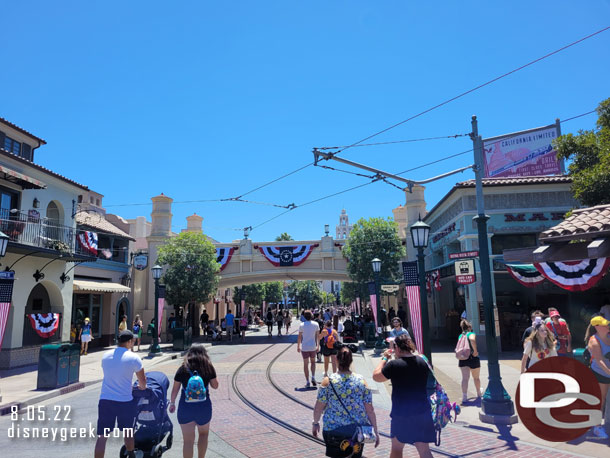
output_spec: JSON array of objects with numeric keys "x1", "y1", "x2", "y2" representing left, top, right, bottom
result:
[{"x1": 471, "y1": 116, "x2": 516, "y2": 424}]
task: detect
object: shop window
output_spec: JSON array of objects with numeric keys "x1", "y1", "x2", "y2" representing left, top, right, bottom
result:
[
  {"x1": 72, "y1": 293, "x2": 103, "y2": 337},
  {"x1": 491, "y1": 233, "x2": 537, "y2": 255}
]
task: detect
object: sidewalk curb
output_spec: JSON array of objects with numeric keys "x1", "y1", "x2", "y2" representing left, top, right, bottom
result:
[{"x1": 0, "y1": 351, "x2": 180, "y2": 417}]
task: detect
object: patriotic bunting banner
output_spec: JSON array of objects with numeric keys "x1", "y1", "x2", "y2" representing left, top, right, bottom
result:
[
  {"x1": 78, "y1": 231, "x2": 98, "y2": 255},
  {"x1": 258, "y1": 244, "x2": 318, "y2": 267},
  {"x1": 28, "y1": 313, "x2": 61, "y2": 338},
  {"x1": 506, "y1": 263, "x2": 545, "y2": 288},
  {"x1": 216, "y1": 247, "x2": 237, "y2": 271},
  {"x1": 403, "y1": 261, "x2": 423, "y2": 354},
  {"x1": 425, "y1": 270, "x2": 441, "y2": 292},
  {"x1": 534, "y1": 258, "x2": 610, "y2": 292}
]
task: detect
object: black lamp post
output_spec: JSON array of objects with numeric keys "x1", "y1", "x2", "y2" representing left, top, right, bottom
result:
[
  {"x1": 410, "y1": 218, "x2": 432, "y2": 363},
  {"x1": 149, "y1": 264, "x2": 163, "y2": 355},
  {"x1": 371, "y1": 257, "x2": 384, "y2": 350}
]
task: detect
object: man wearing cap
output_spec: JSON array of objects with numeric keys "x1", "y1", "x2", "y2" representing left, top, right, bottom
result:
[
  {"x1": 94, "y1": 330, "x2": 147, "y2": 458},
  {"x1": 545, "y1": 308, "x2": 572, "y2": 357}
]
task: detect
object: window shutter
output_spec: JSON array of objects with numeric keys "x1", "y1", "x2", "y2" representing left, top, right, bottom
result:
[{"x1": 21, "y1": 143, "x2": 32, "y2": 161}]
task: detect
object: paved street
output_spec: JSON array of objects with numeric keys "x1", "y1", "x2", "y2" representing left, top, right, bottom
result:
[{"x1": 1, "y1": 323, "x2": 609, "y2": 457}]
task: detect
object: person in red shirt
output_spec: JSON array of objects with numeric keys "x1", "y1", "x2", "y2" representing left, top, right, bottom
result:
[{"x1": 545, "y1": 308, "x2": 572, "y2": 357}]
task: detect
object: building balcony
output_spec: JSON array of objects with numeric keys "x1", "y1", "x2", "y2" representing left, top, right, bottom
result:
[{"x1": 1, "y1": 210, "x2": 87, "y2": 258}]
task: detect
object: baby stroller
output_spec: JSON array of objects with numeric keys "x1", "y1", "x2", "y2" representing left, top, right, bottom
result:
[
  {"x1": 120, "y1": 371, "x2": 173, "y2": 458},
  {"x1": 342, "y1": 319, "x2": 358, "y2": 344}
]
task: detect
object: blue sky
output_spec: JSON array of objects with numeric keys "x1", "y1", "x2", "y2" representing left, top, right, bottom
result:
[{"x1": 2, "y1": 1, "x2": 609, "y2": 242}]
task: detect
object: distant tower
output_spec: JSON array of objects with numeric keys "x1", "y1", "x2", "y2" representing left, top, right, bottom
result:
[{"x1": 335, "y1": 209, "x2": 353, "y2": 239}]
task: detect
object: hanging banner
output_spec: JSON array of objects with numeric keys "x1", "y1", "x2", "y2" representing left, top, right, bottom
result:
[
  {"x1": 506, "y1": 263, "x2": 545, "y2": 287},
  {"x1": 356, "y1": 297, "x2": 361, "y2": 316},
  {"x1": 78, "y1": 231, "x2": 98, "y2": 255},
  {"x1": 482, "y1": 124, "x2": 562, "y2": 178},
  {"x1": 534, "y1": 258, "x2": 610, "y2": 292},
  {"x1": 216, "y1": 247, "x2": 237, "y2": 271},
  {"x1": 367, "y1": 281, "x2": 379, "y2": 334},
  {"x1": 157, "y1": 285, "x2": 166, "y2": 338},
  {"x1": 0, "y1": 271, "x2": 15, "y2": 351},
  {"x1": 28, "y1": 313, "x2": 60, "y2": 338},
  {"x1": 258, "y1": 244, "x2": 318, "y2": 266}
]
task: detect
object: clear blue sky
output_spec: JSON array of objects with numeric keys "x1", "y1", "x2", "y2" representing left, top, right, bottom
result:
[{"x1": 2, "y1": 1, "x2": 609, "y2": 242}]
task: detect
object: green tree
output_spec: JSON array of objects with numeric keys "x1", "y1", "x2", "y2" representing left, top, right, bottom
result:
[
  {"x1": 555, "y1": 98, "x2": 610, "y2": 206},
  {"x1": 340, "y1": 282, "x2": 367, "y2": 304},
  {"x1": 263, "y1": 281, "x2": 284, "y2": 304},
  {"x1": 157, "y1": 231, "x2": 219, "y2": 313},
  {"x1": 343, "y1": 217, "x2": 405, "y2": 286},
  {"x1": 287, "y1": 280, "x2": 323, "y2": 309},
  {"x1": 275, "y1": 232, "x2": 294, "y2": 241},
  {"x1": 233, "y1": 283, "x2": 265, "y2": 307}
]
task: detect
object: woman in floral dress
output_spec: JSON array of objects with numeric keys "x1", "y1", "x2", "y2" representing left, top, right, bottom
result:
[
  {"x1": 313, "y1": 346, "x2": 379, "y2": 457},
  {"x1": 521, "y1": 321, "x2": 557, "y2": 373}
]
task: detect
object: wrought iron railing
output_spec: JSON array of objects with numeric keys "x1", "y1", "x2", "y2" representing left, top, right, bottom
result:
[{"x1": 1, "y1": 210, "x2": 76, "y2": 253}]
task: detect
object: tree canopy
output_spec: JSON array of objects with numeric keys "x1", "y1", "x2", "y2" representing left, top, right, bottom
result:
[
  {"x1": 156, "y1": 232, "x2": 219, "y2": 308},
  {"x1": 275, "y1": 232, "x2": 294, "y2": 241},
  {"x1": 343, "y1": 217, "x2": 405, "y2": 286},
  {"x1": 555, "y1": 98, "x2": 610, "y2": 207},
  {"x1": 287, "y1": 280, "x2": 323, "y2": 309},
  {"x1": 233, "y1": 281, "x2": 285, "y2": 307}
]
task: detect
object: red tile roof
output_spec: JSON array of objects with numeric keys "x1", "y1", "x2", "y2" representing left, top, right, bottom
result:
[
  {"x1": 540, "y1": 204, "x2": 610, "y2": 241},
  {"x1": 0, "y1": 147, "x2": 88, "y2": 190},
  {"x1": 456, "y1": 175, "x2": 572, "y2": 188},
  {"x1": 76, "y1": 212, "x2": 135, "y2": 241},
  {"x1": 0, "y1": 117, "x2": 47, "y2": 144}
]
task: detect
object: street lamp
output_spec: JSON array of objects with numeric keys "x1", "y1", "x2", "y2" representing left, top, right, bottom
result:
[
  {"x1": 371, "y1": 258, "x2": 384, "y2": 350},
  {"x1": 0, "y1": 231, "x2": 9, "y2": 259},
  {"x1": 410, "y1": 218, "x2": 432, "y2": 363},
  {"x1": 149, "y1": 264, "x2": 162, "y2": 355},
  {"x1": 244, "y1": 226, "x2": 250, "y2": 239},
  {"x1": 324, "y1": 224, "x2": 330, "y2": 236}
]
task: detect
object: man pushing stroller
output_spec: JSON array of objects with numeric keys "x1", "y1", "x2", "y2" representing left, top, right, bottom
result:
[{"x1": 95, "y1": 330, "x2": 147, "y2": 458}]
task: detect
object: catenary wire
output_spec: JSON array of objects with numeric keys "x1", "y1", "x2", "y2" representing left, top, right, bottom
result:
[
  {"x1": 325, "y1": 26, "x2": 610, "y2": 158},
  {"x1": 316, "y1": 133, "x2": 469, "y2": 150}
]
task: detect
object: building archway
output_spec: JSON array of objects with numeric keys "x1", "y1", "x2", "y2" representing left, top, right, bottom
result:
[
  {"x1": 45, "y1": 200, "x2": 65, "y2": 242},
  {"x1": 22, "y1": 281, "x2": 64, "y2": 346},
  {"x1": 115, "y1": 297, "x2": 130, "y2": 340}
]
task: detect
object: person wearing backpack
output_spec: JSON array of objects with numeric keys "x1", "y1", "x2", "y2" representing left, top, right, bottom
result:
[
  {"x1": 169, "y1": 344, "x2": 218, "y2": 458},
  {"x1": 372, "y1": 334, "x2": 434, "y2": 458},
  {"x1": 320, "y1": 321, "x2": 339, "y2": 377},
  {"x1": 585, "y1": 315, "x2": 610, "y2": 439},
  {"x1": 455, "y1": 320, "x2": 481, "y2": 403},
  {"x1": 266, "y1": 308, "x2": 274, "y2": 337}
]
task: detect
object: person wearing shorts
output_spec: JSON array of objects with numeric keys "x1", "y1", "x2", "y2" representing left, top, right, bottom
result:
[
  {"x1": 297, "y1": 310, "x2": 320, "y2": 388},
  {"x1": 457, "y1": 320, "x2": 481, "y2": 403},
  {"x1": 95, "y1": 331, "x2": 146, "y2": 458},
  {"x1": 225, "y1": 309, "x2": 235, "y2": 343},
  {"x1": 239, "y1": 314, "x2": 248, "y2": 343}
]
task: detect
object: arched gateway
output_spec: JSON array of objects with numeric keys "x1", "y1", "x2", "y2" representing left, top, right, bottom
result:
[{"x1": 214, "y1": 236, "x2": 349, "y2": 288}]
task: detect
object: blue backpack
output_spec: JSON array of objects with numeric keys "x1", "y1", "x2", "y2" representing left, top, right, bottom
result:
[{"x1": 184, "y1": 369, "x2": 207, "y2": 403}]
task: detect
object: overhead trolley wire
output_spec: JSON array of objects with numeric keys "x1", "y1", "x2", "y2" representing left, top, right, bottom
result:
[{"x1": 323, "y1": 26, "x2": 610, "y2": 159}]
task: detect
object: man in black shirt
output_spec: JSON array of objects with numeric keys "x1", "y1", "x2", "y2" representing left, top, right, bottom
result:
[
  {"x1": 200, "y1": 310, "x2": 209, "y2": 333},
  {"x1": 397, "y1": 305, "x2": 407, "y2": 324}
]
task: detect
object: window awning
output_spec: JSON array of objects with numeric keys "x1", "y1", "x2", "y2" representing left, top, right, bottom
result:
[
  {"x1": 0, "y1": 164, "x2": 46, "y2": 189},
  {"x1": 73, "y1": 279, "x2": 130, "y2": 293}
]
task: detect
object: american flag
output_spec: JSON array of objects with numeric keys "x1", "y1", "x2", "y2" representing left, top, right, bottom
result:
[
  {"x1": 0, "y1": 273, "x2": 15, "y2": 352},
  {"x1": 403, "y1": 261, "x2": 423, "y2": 353},
  {"x1": 158, "y1": 285, "x2": 166, "y2": 338},
  {"x1": 367, "y1": 281, "x2": 378, "y2": 333}
]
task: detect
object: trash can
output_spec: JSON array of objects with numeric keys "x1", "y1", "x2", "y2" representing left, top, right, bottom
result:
[
  {"x1": 37, "y1": 343, "x2": 70, "y2": 389},
  {"x1": 172, "y1": 328, "x2": 186, "y2": 351},
  {"x1": 68, "y1": 343, "x2": 80, "y2": 384},
  {"x1": 363, "y1": 322, "x2": 376, "y2": 348}
]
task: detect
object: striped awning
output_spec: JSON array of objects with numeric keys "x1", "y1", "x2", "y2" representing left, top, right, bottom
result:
[
  {"x1": 73, "y1": 279, "x2": 130, "y2": 293},
  {"x1": 0, "y1": 164, "x2": 46, "y2": 189}
]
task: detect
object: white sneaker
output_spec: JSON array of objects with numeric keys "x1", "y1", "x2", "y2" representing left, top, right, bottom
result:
[
  {"x1": 592, "y1": 426, "x2": 609, "y2": 439},
  {"x1": 462, "y1": 394, "x2": 468, "y2": 403}
]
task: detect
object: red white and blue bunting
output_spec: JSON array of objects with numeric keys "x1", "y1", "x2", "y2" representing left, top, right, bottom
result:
[
  {"x1": 257, "y1": 244, "x2": 319, "y2": 267},
  {"x1": 426, "y1": 270, "x2": 441, "y2": 292},
  {"x1": 216, "y1": 247, "x2": 237, "y2": 271},
  {"x1": 534, "y1": 258, "x2": 610, "y2": 292},
  {"x1": 78, "y1": 231, "x2": 98, "y2": 256},
  {"x1": 506, "y1": 264, "x2": 546, "y2": 288},
  {"x1": 28, "y1": 313, "x2": 61, "y2": 338}
]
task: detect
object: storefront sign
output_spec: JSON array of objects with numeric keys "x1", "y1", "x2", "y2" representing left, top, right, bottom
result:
[
  {"x1": 482, "y1": 124, "x2": 563, "y2": 178},
  {"x1": 455, "y1": 259, "x2": 476, "y2": 285},
  {"x1": 449, "y1": 250, "x2": 479, "y2": 260},
  {"x1": 504, "y1": 212, "x2": 564, "y2": 222},
  {"x1": 432, "y1": 222, "x2": 456, "y2": 243},
  {"x1": 381, "y1": 284, "x2": 400, "y2": 293},
  {"x1": 133, "y1": 254, "x2": 148, "y2": 271}
]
